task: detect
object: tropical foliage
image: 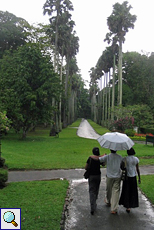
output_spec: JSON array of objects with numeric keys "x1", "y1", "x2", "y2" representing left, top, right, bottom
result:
[
  {"x1": 0, "y1": 3, "x2": 90, "y2": 138},
  {"x1": 0, "y1": 111, "x2": 11, "y2": 133},
  {"x1": 0, "y1": 43, "x2": 60, "y2": 138},
  {"x1": 89, "y1": 2, "x2": 154, "y2": 133}
]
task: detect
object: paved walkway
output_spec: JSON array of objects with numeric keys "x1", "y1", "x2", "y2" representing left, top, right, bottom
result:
[
  {"x1": 7, "y1": 119, "x2": 154, "y2": 229},
  {"x1": 7, "y1": 165, "x2": 154, "y2": 182}
]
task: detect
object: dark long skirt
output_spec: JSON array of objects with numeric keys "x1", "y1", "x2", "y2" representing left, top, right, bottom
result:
[{"x1": 119, "y1": 176, "x2": 139, "y2": 208}]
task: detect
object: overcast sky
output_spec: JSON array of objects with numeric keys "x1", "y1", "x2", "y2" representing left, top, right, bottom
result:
[{"x1": 1, "y1": 0, "x2": 154, "y2": 85}]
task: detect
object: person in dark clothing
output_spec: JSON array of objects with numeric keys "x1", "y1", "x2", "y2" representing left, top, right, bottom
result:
[
  {"x1": 85, "y1": 147, "x2": 105, "y2": 215},
  {"x1": 119, "y1": 148, "x2": 141, "y2": 213}
]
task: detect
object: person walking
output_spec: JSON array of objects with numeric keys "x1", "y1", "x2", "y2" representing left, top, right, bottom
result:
[
  {"x1": 85, "y1": 147, "x2": 104, "y2": 215},
  {"x1": 119, "y1": 147, "x2": 141, "y2": 213},
  {"x1": 91, "y1": 149, "x2": 123, "y2": 214}
]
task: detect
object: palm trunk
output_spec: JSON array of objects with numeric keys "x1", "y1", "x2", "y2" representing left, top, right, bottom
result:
[
  {"x1": 119, "y1": 38, "x2": 123, "y2": 105},
  {"x1": 59, "y1": 55, "x2": 63, "y2": 131},
  {"x1": 111, "y1": 55, "x2": 115, "y2": 120},
  {"x1": 108, "y1": 70, "x2": 111, "y2": 121},
  {"x1": 105, "y1": 72, "x2": 108, "y2": 123}
]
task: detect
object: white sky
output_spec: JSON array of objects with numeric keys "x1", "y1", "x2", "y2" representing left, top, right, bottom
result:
[{"x1": 1, "y1": 0, "x2": 154, "y2": 85}]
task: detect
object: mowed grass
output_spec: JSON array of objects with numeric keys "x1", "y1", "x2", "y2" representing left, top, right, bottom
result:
[
  {"x1": 0, "y1": 180, "x2": 69, "y2": 230},
  {"x1": 1, "y1": 119, "x2": 111, "y2": 170},
  {"x1": 1, "y1": 119, "x2": 154, "y2": 170},
  {"x1": 139, "y1": 175, "x2": 154, "y2": 204}
]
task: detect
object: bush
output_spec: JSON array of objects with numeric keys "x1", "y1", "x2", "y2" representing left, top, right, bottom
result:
[
  {"x1": 125, "y1": 129, "x2": 135, "y2": 137},
  {"x1": 109, "y1": 117, "x2": 134, "y2": 132},
  {"x1": 0, "y1": 168, "x2": 8, "y2": 183}
]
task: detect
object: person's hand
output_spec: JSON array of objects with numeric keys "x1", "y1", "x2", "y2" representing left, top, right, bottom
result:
[
  {"x1": 138, "y1": 179, "x2": 141, "y2": 184},
  {"x1": 100, "y1": 153, "x2": 107, "y2": 157}
]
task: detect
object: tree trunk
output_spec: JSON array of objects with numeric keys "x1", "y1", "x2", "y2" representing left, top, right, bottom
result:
[
  {"x1": 118, "y1": 38, "x2": 123, "y2": 105},
  {"x1": 108, "y1": 70, "x2": 111, "y2": 121},
  {"x1": 105, "y1": 72, "x2": 108, "y2": 123},
  {"x1": 102, "y1": 74, "x2": 105, "y2": 125},
  {"x1": 63, "y1": 56, "x2": 70, "y2": 128},
  {"x1": 111, "y1": 55, "x2": 115, "y2": 120},
  {"x1": 59, "y1": 55, "x2": 64, "y2": 131}
]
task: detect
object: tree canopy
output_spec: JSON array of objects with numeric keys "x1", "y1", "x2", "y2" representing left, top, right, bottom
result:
[
  {"x1": 0, "y1": 11, "x2": 29, "y2": 58},
  {"x1": 105, "y1": 1, "x2": 137, "y2": 105},
  {"x1": 0, "y1": 43, "x2": 61, "y2": 137}
]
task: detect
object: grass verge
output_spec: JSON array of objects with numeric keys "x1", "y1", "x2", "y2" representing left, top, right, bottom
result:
[
  {"x1": 139, "y1": 175, "x2": 154, "y2": 204},
  {"x1": 0, "y1": 180, "x2": 69, "y2": 230}
]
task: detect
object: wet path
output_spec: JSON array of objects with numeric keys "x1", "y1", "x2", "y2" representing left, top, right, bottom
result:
[
  {"x1": 8, "y1": 167, "x2": 154, "y2": 230},
  {"x1": 8, "y1": 165, "x2": 154, "y2": 182},
  {"x1": 65, "y1": 177, "x2": 154, "y2": 230}
]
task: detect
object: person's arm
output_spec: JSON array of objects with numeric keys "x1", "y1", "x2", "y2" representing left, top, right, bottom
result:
[
  {"x1": 136, "y1": 163, "x2": 141, "y2": 184},
  {"x1": 90, "y1": 155, "x2": 99, "y2": 160},
  {"x1": 90, "y1": 154, "x2": 106, "y2": 160}
]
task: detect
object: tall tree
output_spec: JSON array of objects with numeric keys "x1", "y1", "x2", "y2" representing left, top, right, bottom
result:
[
  {"x1": 105, "y1": 1, "x2": 136, "y2": 105},
  {"x1": 43, "y1": 0, "x2": 79, "y2": 129},
  {"x1": 0, "y1": 43, "x2": 60, "y2": 138},
  {"x1": 0, "y1": 11, "x2": 29, "y2": 58},
  {"x1": 89, "y1": 67, "x2": 99, "y2": 122},
  {"x1": 43, "y1": 0, "x2": 74, "y2": 71}
]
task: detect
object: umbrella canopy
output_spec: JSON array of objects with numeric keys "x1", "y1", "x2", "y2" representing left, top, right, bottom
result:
[{"x1": 97, "y1": 132, "x2": 134, "y2": 151}]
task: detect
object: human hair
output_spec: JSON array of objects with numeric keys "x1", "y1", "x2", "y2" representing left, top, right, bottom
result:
[
  {"x1": 110, "y1": 149, "x2": 116, "y2": 153},
  {"x1": 92, "y1": 147, "x2": 100, "y2": 156},
  {"x1": 127, "y1": 148, "x2": 136, "y2": 155}
]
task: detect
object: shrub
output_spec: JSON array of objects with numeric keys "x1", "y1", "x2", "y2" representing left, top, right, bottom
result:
[
  {"x1": 125, "y1": 129, "x2": 135, "y2": 137},
  {"x1": 109, "y1": 117, "x2": 134, "y2": 132},
  {"x1": 0, "y1": 168, "x2": 8, "y2": 183}
]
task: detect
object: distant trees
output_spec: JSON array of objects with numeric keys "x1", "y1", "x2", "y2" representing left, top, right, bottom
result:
[
  {"x1": 87, "y1": 0, "x2": 154, "y2": 131},
  {"x1": 0, "y1": 43, "x2": 60, "y2": 138},
  {"x1": 122, "y1": 52, "x2": 154, "y2": 110},
  {"x1": 93, "y1": 50, "x2": 154, "y2": 130},
  {"x1": 43, "y1": 0, "x2": 79, "y2": 129},
  {"x1": 0, "y1": 5, "x2": 89, "y2": 138}
]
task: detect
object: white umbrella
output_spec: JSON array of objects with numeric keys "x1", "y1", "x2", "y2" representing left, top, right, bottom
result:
[{"x1": 97, "y1": 132, "x2": 134, "y2": 151}]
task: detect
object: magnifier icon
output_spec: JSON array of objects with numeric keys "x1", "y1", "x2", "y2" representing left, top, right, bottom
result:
[{"x1": 3, "y1": 211, "x2": 18, "y2": 227}]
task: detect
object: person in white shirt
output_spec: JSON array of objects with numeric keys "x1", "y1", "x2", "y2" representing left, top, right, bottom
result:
[
  {"x1": 119, "y1": 147, "x2": 141, "y2": 213},
  {"x1": 91, "y1": 149, "x2": 123, "y2": 214}
]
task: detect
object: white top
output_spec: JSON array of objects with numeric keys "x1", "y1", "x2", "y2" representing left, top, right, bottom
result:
[
  {"x1": 99, "y1": 153, "x2": 123, "y2": 178},
  {"x1": 124, "y1": 155, "x2": 139, "y2": 177}
]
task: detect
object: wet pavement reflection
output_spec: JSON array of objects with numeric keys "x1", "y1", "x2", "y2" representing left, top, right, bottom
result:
[{"x1": 65, "y1": 176, "x2": 154, "y2": 230}]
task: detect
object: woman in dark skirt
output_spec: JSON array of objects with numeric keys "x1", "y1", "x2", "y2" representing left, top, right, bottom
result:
[{"x1": 119, "y1": 148, "x2": 141, "y2": 213}]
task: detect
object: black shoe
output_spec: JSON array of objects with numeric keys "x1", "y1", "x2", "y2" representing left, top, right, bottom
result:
[
  {"x1": 126, "y1": 209, "x2": 130, "y2": 213},
  {"x1": 91, "y1": 211, "x2": 94, "y2": 215}
]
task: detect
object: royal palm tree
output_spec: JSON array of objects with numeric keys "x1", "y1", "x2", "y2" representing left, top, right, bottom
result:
[{"x1": 105, "y1": 1, "x2": 136, "y2": 105}]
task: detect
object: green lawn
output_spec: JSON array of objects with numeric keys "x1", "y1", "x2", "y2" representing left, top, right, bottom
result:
[
  {"x1": 0, "y1": 180, "x2": 69, "y2": 230},
  {"x1": 2, "y1": 119, "x2": 154, "y2": 170},
  {"x1": 139, "y1": 175, "x2": 154, "y2": 204}
]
